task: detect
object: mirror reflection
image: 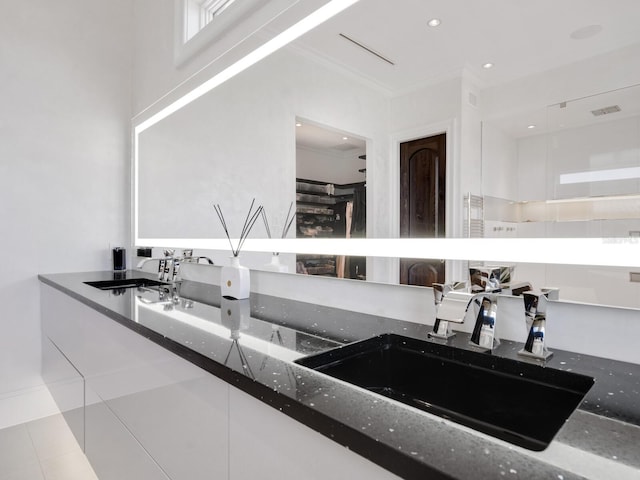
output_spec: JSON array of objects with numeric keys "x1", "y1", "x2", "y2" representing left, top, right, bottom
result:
[
  {"x1": 481, "y1": 84, "x2": 640, "y2": 308},
  {"x1": 135, "y1": 0, "x2": 640, "y2": 309},
  {"x1": 295, "y1": 119, "x2": 367, "y2": 279}
]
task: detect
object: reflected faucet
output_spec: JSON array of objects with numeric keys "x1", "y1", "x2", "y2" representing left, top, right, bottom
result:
[
  {"x1": 517, "y1": 291, "x2": 553, "y2": 360},
  {"x1": 136, "y1": 282, "x2": 182, "y2": 310},
  {"x1": 469, "y1": 266, "x2": 502, "y2": 293}
]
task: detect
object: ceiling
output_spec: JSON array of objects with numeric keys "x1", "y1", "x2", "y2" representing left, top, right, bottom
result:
[
  {"x1": 295, "y1": 118, "x2": 366, "y2": 152},
  {"x1": 296, "y1": 0, "x2": 640, "y2": 94},
  {"x1": 294, "y1": 0, "x2": 640, "y2": 150}
]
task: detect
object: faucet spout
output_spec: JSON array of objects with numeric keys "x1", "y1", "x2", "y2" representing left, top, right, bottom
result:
[
  {"x1": 518, "y1": 291, "x2": 553, "y2": 360},
  {"x1": 468, "y1": 294, "x2": 498, "y2": 349}
]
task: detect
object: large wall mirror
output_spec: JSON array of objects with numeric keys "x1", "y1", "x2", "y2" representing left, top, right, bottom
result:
[{"x1": 135, "y1": 0, "x2": 640, "y2": 309}]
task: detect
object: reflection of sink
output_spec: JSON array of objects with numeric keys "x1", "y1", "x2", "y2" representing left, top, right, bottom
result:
[
  {"x1": 84, "y1": 278, "x2": 169, "y2": 290},
  {"x1": 295, "y1": 333, "x2": 594, "y2": 451}
]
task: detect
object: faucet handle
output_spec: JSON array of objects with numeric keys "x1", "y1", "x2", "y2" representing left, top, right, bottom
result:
[
  {"x1": 435, "y1": 291, "x2": 476, "y2": 323},
  {"x1": 429, "y1": 283, "x2": 468, "y2": 340},
  {"x1": 431, "y1": 291, "x2": 500, "y2": 351},
  {"x1": 432, "y1": 281, "x2": 467, "y2": 305}
]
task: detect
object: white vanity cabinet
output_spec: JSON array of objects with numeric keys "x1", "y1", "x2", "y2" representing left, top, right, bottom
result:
[
  {"x1": 40, "y1": 284, "x2": 229, "y2": 480},
  {"x1": 40, "y1": 282, "x2": 401, "y2": 480},
  {"x1": 41, "y1": 336, "x2": 85, "y2": 449},
  {"x1": 228, "y1": 387, "x2": 401, "y2": 480}
]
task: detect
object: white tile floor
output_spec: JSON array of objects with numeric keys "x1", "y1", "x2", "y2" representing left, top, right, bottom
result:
[{"x1": 0, "y1": 414, "x2": 98, "y2": 480}]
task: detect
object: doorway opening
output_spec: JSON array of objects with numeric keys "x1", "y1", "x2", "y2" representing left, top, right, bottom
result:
[{"x1": 295, "y1": 119, "x2": 367, "y2": 279}]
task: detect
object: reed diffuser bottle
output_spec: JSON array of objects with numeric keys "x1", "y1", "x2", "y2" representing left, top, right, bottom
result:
[
  {"x1": 221, "y1": 256, "x2": 250, "y2": 299},
  {"x1": 214, "y1": 200, "x2": 263, "y2": 300}
]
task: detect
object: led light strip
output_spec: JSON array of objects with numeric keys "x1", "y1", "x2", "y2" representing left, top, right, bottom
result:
[
  {"x1": 132, "y1": 0, "x2": 640, "y2": 270},
  {"x1": 135, "y1": 237, "x2": 640, "y2": 268},
  {"x1": 134, "y1": 0, "x2": 360, "y2": 136},
  {"x1": 560, "y1": 166, "x2": 640, "y2": 185}
]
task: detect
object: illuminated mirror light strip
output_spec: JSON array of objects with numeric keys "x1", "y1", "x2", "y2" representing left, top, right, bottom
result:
[
  {"x1": 134, "y1": 0, "x2": 360, "y2": 136},
  {"x1": 132, "y1": 0, "x2": 640, "y2": 271},
  {"x1": 560, "y1": 166, "x2": 640, "y2": 184},
  {"x1": 545, "y1": 193, "x2": 640, "y2": 204},
  {"x1": 136, "y1": 238, "x2": 640, "y2": 268}
]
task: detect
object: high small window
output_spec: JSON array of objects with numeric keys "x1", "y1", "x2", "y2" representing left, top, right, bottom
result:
[
  {"x1": 183, "y1": 0, "x2": 239, "y2": 43},
  {"x1": 174, "y1": 0, "x2": 294, "y2": 66}
]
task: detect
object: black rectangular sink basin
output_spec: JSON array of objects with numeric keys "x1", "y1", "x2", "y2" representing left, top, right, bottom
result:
[
  {"x1": 295, "y1": 333, "x2": 594, "y2": 451},
  {"x1": 84, "y1": 278, "x2": 168, "y2": 290}
]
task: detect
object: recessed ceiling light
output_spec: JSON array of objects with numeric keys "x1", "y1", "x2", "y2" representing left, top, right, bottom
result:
[
  {"x1": 527, "y1": 124, "x2": 536, "y2": 129},
  {"x1": 427, "y1": 18, "x2": 441, "y2": 27},
  {"x1": 295, "y1": 122, "x2": 302, "y2": 127},
  {"x1": 482, "y1": 62, "x2": 494, "y2": 69},
  {"x1": 342, "y1": 136, "x2": 349, "y2": 141}
]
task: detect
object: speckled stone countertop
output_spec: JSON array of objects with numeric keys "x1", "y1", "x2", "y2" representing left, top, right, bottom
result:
[{"x1": 39, "y1": 271, "x2": 640, "y2": 480}]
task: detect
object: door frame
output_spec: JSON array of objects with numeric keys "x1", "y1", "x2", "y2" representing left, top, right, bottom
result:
[{"x1": 386, "y1": 118, "x2": 462, "y2": 284}]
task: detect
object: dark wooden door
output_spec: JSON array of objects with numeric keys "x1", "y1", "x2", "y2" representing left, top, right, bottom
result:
[{"x1": 399, "y1": 134, "x2": 446, "y2": 286}]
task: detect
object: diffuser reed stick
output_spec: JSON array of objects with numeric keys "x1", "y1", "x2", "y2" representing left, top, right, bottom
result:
[
  {"x1": 261, "y1": 202, "x2": 296, "y2": 253},
  {"x1": 213, "y1": 199, "x2": 263, "y2": 257}
]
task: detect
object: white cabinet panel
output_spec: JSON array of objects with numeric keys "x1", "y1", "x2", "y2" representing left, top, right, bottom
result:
[
  {"x1": 41, "y1": 285, "x2": 88, "y2": 370},
  {"x1": 41, "y1": 336, "x2": 84, "y2": 449},
  {"x1": 104, "y1": 375, "x2": 229, "y2": 480},
  {"x1": 85, "y1": 401, "x2": 170, "y2": 480},
  {"x1": 42, "y1": 284, "x2": 230, "y2": 480},
  {"x1": 228, "y1": 387, "x2": 401, "y2": 480}
]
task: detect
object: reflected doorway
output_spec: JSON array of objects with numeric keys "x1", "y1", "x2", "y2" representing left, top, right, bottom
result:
[
  {"x1": 295, "y1": 119, "x2": 367, "y2": 279},
  {"x1": 399, "y1": 133, "x2": 446, "y2": 286}
]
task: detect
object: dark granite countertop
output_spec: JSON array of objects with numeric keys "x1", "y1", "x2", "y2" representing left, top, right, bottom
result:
[{"x1": 38, "y1": 270, "x2": 640, "y2": 480}]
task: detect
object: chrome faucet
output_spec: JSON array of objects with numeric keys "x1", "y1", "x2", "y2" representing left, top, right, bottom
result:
[
  {"x1": 159, "y1": 249, "x2": 175, "y2": 282},
  {"x1": 429, "y1": 281, "x2": 467, "y2": 339},
  {"x1": 433, "y1": 290, "x2": 499, "y2": 350},
  {"x1": 137, "y1": 249, "x2": 214, "y2": 283},
  {"x1": 517, "y1": 291, "x2": 553, "y2": 360}
]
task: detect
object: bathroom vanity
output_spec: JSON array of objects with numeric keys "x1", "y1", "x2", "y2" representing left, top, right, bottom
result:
[{"x1": 39, "y1": 271, "x2": 640, "y2": 480}]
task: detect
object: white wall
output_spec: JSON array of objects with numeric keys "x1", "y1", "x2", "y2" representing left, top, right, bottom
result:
[
  {"x1": 480, "y1": 123, "x2": 518, "y2": 200},
  {"x1": 137, "y1": 46, "x2": 388, "y2": 241},
  {"x1": 132, "y1": 0, "x2": 333, "y2": 115},
  {"x1": 0, "y1": 0, "x2": 132, "y2": 404}
]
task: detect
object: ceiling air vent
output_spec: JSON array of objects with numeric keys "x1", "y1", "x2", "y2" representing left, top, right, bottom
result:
[
  {"x1": 591, "y1": 105, "x2": 621, "y2": 116},
  {"x1": 339, "y1": 33, "x2": 395, "y2": 65}
]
